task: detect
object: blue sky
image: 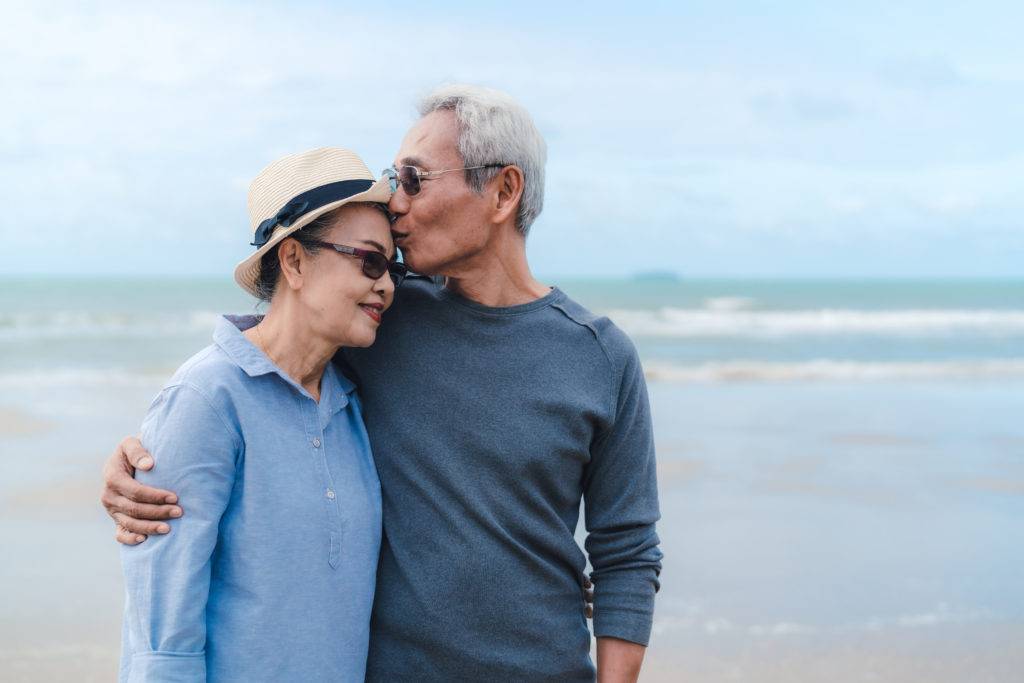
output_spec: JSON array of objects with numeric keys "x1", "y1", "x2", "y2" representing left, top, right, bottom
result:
[{"x1": 2, "y1": 1, "x2": 1022, "y2": 278}]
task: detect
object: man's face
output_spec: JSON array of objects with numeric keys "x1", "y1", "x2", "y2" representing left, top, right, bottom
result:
[{"x1": 388, "y1": 110, "x2": 492, "y2": 276}]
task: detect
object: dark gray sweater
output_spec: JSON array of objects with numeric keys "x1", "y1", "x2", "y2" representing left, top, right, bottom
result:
[{"x1": 340, "y1": 276, "x2": 661, "y2": 681}]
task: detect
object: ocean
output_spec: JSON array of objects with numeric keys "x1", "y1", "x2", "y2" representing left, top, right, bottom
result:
[{"x1": 1, "y1": 276, "x2": 1022, "y2": 681}]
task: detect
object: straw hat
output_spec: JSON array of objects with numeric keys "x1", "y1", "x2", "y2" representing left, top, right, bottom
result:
[{"x1": 234, "y1": 147, "x2": 392, "y2": 296}]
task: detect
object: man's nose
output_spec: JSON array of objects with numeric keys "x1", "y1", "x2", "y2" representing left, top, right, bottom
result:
[{"x1": 388, "y1": 187, "x2": 409, "y2": 214}]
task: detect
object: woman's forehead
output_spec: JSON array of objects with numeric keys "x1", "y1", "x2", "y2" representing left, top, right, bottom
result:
[{"x1": 326, "y1": 205, "x2": 394, "y2": 253}]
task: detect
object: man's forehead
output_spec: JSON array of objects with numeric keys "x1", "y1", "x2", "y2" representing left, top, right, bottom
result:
[{"x1": 394, "y1": 111, "x2": 460, "y2": 165}]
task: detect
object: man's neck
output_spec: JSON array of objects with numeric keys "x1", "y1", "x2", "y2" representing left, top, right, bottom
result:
[{"x1": 442, "y1": 237, "x2": 550, "y2": 307}]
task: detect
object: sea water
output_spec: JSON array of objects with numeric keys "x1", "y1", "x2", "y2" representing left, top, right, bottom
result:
[{"x1": 1, "y1": 276, "x2": 1022, "y2": 681}]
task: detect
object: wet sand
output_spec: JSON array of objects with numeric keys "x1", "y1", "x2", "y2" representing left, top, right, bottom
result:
[{"x1": 2, "y1": 377, "x2": 1023, "y2": 681}]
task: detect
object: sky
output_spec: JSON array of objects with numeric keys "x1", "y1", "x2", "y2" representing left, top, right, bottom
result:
[{"x1": 2, "y1": 0, "x2": 1022, "y2": 278}]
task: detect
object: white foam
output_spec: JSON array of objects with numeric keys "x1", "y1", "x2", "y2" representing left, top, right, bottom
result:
[
  {"x1": 607, "y1": 308, "x2": 1024, "y2": 338},
  {"x1": 0, "y1": 368, "x2": 171, "y2": 390},
  {"x1": 651, "y1": 605, "x2": 991, "y2": 639},
  {"x1": 0, "y1": 310, "x2": 222, "y2": 341},
  {"x1": 702, "y1": 296, "x2": 756, "y2": 312},
  {"x1": 644, "y1": 359, "x2": 1024, "y2": 383}
]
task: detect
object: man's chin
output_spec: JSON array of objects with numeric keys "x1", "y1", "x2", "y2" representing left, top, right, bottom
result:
[{"x1": 401, "y1": 252, "x2": 439, "y2": 277}]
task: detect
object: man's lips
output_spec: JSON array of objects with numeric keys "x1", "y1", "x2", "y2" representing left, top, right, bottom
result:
[{"x1": 359, "y1": 303, "x2": 382, "y2": 323}]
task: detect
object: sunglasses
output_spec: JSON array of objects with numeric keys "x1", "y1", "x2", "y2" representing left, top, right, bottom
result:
[
  {"x1": 304, "y1": 239, "x2": 408, "y2": 286},
  {"x1": 382, "y1": 164, "x2": 505, "y2": 196}
]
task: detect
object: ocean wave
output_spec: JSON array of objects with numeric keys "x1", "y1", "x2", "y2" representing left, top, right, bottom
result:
[
  {"x1": 0, "y1": 310, "x2": 223, "y2": 341},
  {"x1": 7, "y1": 359, "x2": 1018, "y2": 390},
  {"x1": 651, "y1": 603, "x2": 994, "y2": 637},
  {"x1": 607, "y1": 308, "x2": 1024, "y2": 338},
  {"x1": 0, "y1": 368, "x2": 172, "y2": 390},
  {"x1": 644, "y1": 359, "x2": 1024, "y2": 383},
  {"x1": 5, "y1": 307, "x2": 1022, "y2": 342},
  {"x1": 702, "y1": 296, "x2": 756, "y2": 311}
]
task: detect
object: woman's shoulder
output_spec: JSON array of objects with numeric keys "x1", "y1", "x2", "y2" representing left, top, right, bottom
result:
[
  {"x1": 155, "y1": 343, "x2": 251, "y2": 415},
  {"x1": 144, "y1": 345, "x2": 246, "y2": 446},
  {"x1": 166, "y1": 343, "x2": 243, "y2": 389}
]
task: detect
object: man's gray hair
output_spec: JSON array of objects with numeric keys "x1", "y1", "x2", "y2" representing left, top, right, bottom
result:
[{"x1": 417, "y1": 84, "x2": 547, "y2": 235}]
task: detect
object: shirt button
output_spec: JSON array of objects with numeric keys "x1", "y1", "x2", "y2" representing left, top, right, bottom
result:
[
  {"x1": 312, "y1": 438, "x2": 321, "y2": 448},
  {"x1": 326, "y1": 489, "x2": 336, "y2": 499}
]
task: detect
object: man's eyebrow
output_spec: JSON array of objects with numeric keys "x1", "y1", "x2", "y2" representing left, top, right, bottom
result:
[{"x1": 399, "y1": 156, "x2": 427, "y2": 168}]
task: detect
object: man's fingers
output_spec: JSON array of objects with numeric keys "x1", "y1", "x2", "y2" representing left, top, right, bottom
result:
[
  {"x1": 585, "y1": 589, "x2": 594, "y2": 603},
  {"x1": 583, "y1": 576, "x2": 593, "y2": 590},
  {"x1": 120, "y1": 436, "x2": 155, "y2": 471},
  {"x1": 585, "y1": 605, "x2": 594, "y2": 619},
  {"x1": 115, "y1": 525, "x2": 147, "y2": 546},
  {"x1": 107, "y1": 494, "x2": 181, "y2": 521},
  {"x1": 113, "y1": 512, "x2": 172, "y2": 536},
  {"x1": 114, "y1": 475, "x2": 180, "y2": 507}
]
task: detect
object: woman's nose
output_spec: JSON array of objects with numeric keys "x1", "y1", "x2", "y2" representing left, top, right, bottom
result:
[{"x1": 375, "y1": 271, "x2": 395, "y2": 301}]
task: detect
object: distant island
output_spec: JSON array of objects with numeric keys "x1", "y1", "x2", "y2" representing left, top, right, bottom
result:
[{"x1": 630, "y1": 270, "x2": 682, "y2": 282}]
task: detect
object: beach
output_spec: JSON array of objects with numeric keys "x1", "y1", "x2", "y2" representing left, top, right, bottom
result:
[{"x1": 2, "y1": 276, "x2": 1022, "y2": 681}]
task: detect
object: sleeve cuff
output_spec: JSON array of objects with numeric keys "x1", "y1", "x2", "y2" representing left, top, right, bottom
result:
[
  {"x1": 591, "y1": 570, "x2": 658, "y2": 646},
  {"x1": 128, "y1": 651, "x2": 205, "y2": 683},
  {"x1": 593, "y1": 606, "x2": 654, "y2": 646}
]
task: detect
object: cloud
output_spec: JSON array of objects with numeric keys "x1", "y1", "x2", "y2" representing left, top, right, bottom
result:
[
  {"x1": 750, "y1": 91, "x2": 858, "y2": 124},
  {"x1": 876, "y1": 55, "x2": 967, "y2": 90},
  {"x1": 2, "y1": 1, "x2": 1023, "y2": 276}
]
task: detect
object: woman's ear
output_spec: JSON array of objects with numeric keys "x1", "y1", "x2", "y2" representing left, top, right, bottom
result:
[{"x1": 277, "y1": 238, "x2": 306, "y2": 291}]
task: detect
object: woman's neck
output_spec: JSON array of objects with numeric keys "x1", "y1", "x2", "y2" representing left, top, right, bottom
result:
[{"x1": 244, "y1": 298, "x2": 335, "y2": 402}]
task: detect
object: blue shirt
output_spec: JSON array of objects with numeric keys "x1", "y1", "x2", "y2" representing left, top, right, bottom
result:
[{"x1": 120, "y1": 315, "x2": 382, "y2": 682}]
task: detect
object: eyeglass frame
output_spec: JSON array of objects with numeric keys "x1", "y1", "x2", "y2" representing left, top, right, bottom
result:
[
  {"x1": 302, "y1": 238, "x2": 409, "y2": 287},
  {"x1": 382, "y1": 164, "x2": 506, "y2": 196}
]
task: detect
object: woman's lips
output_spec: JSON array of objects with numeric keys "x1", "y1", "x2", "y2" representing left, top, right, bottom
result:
[{"x1": 359, "y1": 304, "x2": 382, "y2": 323}]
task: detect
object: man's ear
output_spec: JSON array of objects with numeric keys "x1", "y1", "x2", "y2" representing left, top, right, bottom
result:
[
  {"x1": 278, "y1": 238, "x2": 306, "y2": 291},
  {"x1": 491, "y1": 165, "x2": 525, "y2": 227}
]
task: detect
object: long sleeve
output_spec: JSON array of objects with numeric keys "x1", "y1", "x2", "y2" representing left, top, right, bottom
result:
[
  {"x1": 120, "y1": 383, "x2": 241, "y2": 683},
  {"x1": 583, "y1": 341, "x2": 663, "y2": 646}
]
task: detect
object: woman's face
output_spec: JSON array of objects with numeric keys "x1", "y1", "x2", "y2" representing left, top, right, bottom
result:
[{"x1": 298, "y1": 203, "x2": 396, "y2": 348}]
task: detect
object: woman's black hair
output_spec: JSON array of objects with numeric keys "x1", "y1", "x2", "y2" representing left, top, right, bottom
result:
[{"x1": 252, "y1": 202, "x2": 393, "y2": 302}]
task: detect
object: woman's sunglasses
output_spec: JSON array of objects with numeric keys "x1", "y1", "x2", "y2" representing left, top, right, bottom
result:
[
  {"x1": 382, "y1": 164, "x2": 505, "y2": 196},
  {"x1": 304, "y1": 239, "x2": 408, "y2": 286}
]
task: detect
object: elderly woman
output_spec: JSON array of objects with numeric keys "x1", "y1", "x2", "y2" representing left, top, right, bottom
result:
[{"x1": 119, "y1": 148, "x2": 407, "y2": 682}]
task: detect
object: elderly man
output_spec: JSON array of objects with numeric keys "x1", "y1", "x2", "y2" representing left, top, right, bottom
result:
[{"x1": 102, "y1": 84, "x2": 662, "y2": 682}]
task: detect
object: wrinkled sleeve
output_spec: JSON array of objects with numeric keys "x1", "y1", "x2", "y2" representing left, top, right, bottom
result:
[
  {"x1": 584, "y1": 342, "x2": 662, "y2": 646},
  {"x1": 120, "y1": 383, "x2": 240, "y2": 683}
]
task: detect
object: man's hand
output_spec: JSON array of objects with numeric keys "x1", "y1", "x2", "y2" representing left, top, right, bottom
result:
[{"x1": 100, "y1": 436, "x2": 182, "y2": 545}]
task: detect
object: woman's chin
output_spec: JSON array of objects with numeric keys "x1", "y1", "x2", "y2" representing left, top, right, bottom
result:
[{"x1": 345, "y1": 327, "x2": 378, "y2": 348}]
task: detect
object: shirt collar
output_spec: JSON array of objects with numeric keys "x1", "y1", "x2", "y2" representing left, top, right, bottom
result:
[
  {"x1": 214, "y1": 315, "x2": 356, "y2": 413},
  {"x1": 214, "y1": 315, "x2": 278, "y2": 378}
]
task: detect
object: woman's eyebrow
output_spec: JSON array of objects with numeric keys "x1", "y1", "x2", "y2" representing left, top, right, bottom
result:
[{"x1": 360, "y1": 239, "x2": 390, "y2": 256}]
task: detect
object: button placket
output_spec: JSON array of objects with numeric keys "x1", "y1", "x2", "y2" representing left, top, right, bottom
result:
[{"x1": 301, "y1": 398, "x2": 342, "y2": 568}]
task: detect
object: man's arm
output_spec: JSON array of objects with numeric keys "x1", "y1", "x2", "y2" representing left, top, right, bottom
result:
[
  {"x1": 584, "y1": 332, "x2": 662, "y2": 682},
  {"x1": 101, "y1": 437, "x2": 182, "y2": 544},
  {"x1": 596, "y1": 637, "x2": 646, "y2": 683}
]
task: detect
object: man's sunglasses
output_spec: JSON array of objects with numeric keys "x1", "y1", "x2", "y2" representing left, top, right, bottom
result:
[
  {"x1": 304, "y1": 239, "x2": 408, "y2": 286},
  {"x1": 382, "y1": 164, "x2": 505, "y2": 196}
]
